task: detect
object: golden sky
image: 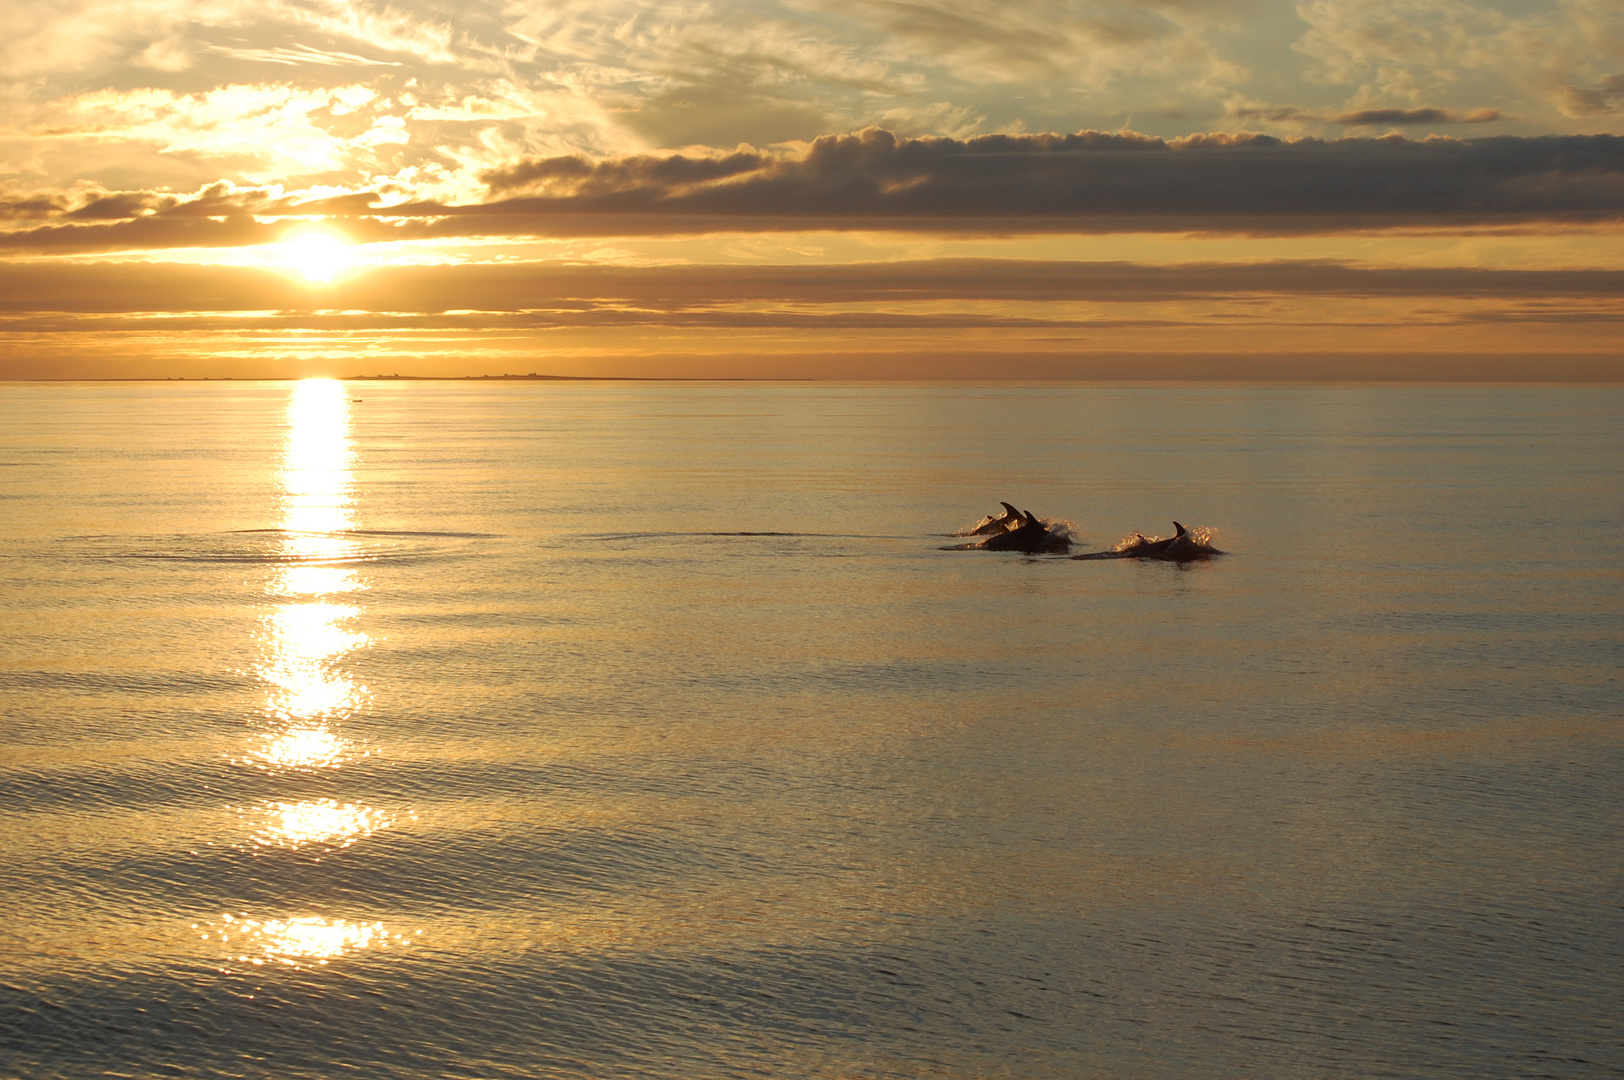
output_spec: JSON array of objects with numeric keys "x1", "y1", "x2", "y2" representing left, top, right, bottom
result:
[{"x1": 2, "y1": 0, "x2": 1621, "y2": 378}]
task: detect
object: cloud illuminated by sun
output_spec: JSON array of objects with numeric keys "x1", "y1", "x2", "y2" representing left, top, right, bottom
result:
[{"x1": 276, "y1": 224, "x2": 355, "y2": 283}]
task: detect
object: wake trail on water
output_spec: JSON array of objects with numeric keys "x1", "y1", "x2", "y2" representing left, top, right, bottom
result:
[
  {"x1": 585, "y1": 531, "x2": 909, "y2": 541},
  {"x1": 50, "y1": 529, "x2": 485, "y2": 566}
]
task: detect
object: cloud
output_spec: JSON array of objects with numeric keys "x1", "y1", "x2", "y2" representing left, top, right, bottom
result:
[
  {"x1": 1292, "y1": 0, "x2": 1624, "y2": 127},
  {"x1": 135, "y1": 33, "x2": 194, "y2": 72},
  {"x1": 66, "y1": 191, "x2": 181, "y2": 218},
  {"x1": 1332, "y1": 106, "x2": 1499, "y2": 125},
  {"x1": 3, "y1": 257, "x2": 1621, "y2": 378},
  {"x1": 3, "y1": 258, "x2": 1622, "y2": 315},
  {"x1": 208, "y1": 44, "x2": 406, "y2": 67},
  {"x1": 0, "y1": 80, "x2": 505, "y2": 197},
  {"x1": 465, "y1": 128, "x2": 1624, "y2": 233},
  {"x1": 6, "y1": 84, "x2": 395, "y2": 177},
  {"x1": 1293, "y1": 0, "x2": 1510, "y2": 93},
  {"x1": 1557, "y1": 75, "x2": 1624, "y2": 117},
  {"x1": 460, "y1": 128, "x2": 1624, "y2": 233},
  {"x1": 809, "y1": 0, "x2": 1245, "y2": 91},
  {"x1": 498, "y1": 1, "x2": 937, "y2": 148},
  {"x1": 3, "y1": 0, "x2": 1620, "y2": 195},
  {"x1": 0, "y1": 0, "x2": 201, "y2": 80},
  {"x1": 0, "y1": 194, "x2": 69, "y2": 219},
  {"x1": 3, "y1": 127, "x2": 1623, "y2": 250},
  {"x1": 1233, "y1": 105, "x2": 1501, "y2": 126},
  {"x1": 0, "y1": 0, "x2": 1255, "y2": 192},
  {"x1": 481, "y1": 149, "x2": 768, "y2": 195},
  {"x1": 6, "y1": 0, "x2": 1619, "y2": 223}
]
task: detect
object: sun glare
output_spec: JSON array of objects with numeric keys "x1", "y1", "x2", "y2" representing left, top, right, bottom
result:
[{"x1": 279, "y1": 226, "x2": 354, "y2": 283}]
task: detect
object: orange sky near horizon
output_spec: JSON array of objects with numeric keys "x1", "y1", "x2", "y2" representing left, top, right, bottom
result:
[{"x1": 2, "y1": 0, "x2": 1621, "y2": 379}]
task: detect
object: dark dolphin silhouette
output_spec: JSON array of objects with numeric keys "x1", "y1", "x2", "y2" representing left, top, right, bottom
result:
[
  {"x1": 1071, "y1": 522, "x2": 1223, "y2": 562},
  {"x1": 977, "y1": 509, "x2": 1071, "y2": 553},
  {"x1": 967, "y1": 501, "x2": 1025, "y2": 536}
]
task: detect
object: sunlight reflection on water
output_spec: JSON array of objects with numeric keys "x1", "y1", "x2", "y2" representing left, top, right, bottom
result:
[
  {"x1": 254, "y1": 379, "x2": 368, "y2": 766},
  {"x1": 249, "y1": 726, "x2": 354, "y2": 770},
  {"x1": 280, "y1": 378, "x2": 353, "y2": 538},
  {"x1": 198, "y1": 914, "x2": 410, "y2": 968},
  {"x1": 280, "y1": 564, "x2": 367, "y2": 596},
  {"x1": 234, "y1": 380, "x2": 400, "y2": 967},
  {"x1": 253, "y1": 798, "x2": 394, "y2": 849}
]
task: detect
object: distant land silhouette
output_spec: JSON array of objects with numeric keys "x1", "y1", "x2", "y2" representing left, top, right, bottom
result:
[{"x1": 346, "y1": 372, "x2": 646, "y2": 381}]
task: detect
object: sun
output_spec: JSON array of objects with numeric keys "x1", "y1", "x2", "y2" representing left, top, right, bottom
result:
[{"x1": 278, "y1": 225, "x2": 354, "y2": 283}]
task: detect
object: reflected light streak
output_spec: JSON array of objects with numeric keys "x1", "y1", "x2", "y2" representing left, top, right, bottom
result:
[
  {"x1": 255, "y1": 798, "x2": 391, "y2": 849},
  {"x1": 229, "y1": 380, "x2": 412, "y2": 970},
  {"x1": 269, "y1": 602, "x2": 364, "y2": 662},
  {"x1": 200, "y1": 914, "x2": 411, "y2": 968},
  {"x1": 255, "y1": 378, "x2": 368, "y2": 769},
  {"x1": 252, "y1": 726, "x2": 351, "y2": 770},
  {"x1": 281, "y1": 564, "x2": 366, "y2": 596},
  {"x1": 259, "y1": 664, "x2": 363, "y2": 725},
  {"x1": 282, "y1": 378, "x2": 354, "y2": 538}
]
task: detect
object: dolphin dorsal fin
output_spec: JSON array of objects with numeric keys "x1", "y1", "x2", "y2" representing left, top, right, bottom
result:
[
  {"x1": 1000, "y1": 502, "x2": 1019, "y2": 517},
  {"x1": 1173, "y1": 521, "x2": 1187, "y2": 537},
  {"x1": 1025, "y1": 511, "x2": 1040, "y2": 526}
]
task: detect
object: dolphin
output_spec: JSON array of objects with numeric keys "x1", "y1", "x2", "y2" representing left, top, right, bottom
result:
[
  {"x1": 979, "y1": 510, "x2": 1071, "y2": 553},
  {"x1": 1071, "y1": 522, "x2": 1222, "y2": 561},
  {"x1": 967, "y1": 501, "x2": 1025, "y2": 536}
]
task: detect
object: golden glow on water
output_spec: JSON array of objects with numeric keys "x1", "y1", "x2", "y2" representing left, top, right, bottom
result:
[
  {"x1": 252, "y1": 726, "x2": 351, "y2": 770},
  {"x1": 222, "y1": 381, "x2": 412, "y2": 966},
  {"x1": 282, "y1": 564, "x2": 366, "y2": 596},
  {"x1": 260, "y1": 601, "x2": 367, "y2": 722},
  {"x1": 269, "y1": 601, "x2": 364, "y2": 657},
  {"x1": 256, "y1": 799, "x2": 392, "y2": 849},
  {"x1": 199, "y1": 914, "x2": 411, "y2": 968},
  {"x1": 281, "y1": 378, "x2": 354, "y2": 538},
  {"x1": 254, "y1": 378, "x2": 368, "y2": 768}
]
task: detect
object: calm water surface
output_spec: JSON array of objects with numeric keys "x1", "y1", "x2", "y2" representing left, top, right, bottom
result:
[{"x1": 2, "y1": 381, "x2": 1621, "y2": 1079}]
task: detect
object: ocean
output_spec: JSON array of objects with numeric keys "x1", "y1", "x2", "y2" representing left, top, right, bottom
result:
[{"x1": 2, "y1": 380, "x2": 1621, "y2": 1079}]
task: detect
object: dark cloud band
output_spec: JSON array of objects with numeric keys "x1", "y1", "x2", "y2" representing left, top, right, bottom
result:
[
  {"x1": 1232, "y1": 107, "x2": 1501, "y2": 127},
  {"x1": 2, "y1": 258, "x2": 1621, "y2": 314},
  {"x1": 2, "y1": 129, "x2": 1623, "y2": 250}
]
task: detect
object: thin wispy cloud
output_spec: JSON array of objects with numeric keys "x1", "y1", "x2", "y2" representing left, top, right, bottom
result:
[{"x1": 209, "y1": 44, "x2": 406, "y2": 67}]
